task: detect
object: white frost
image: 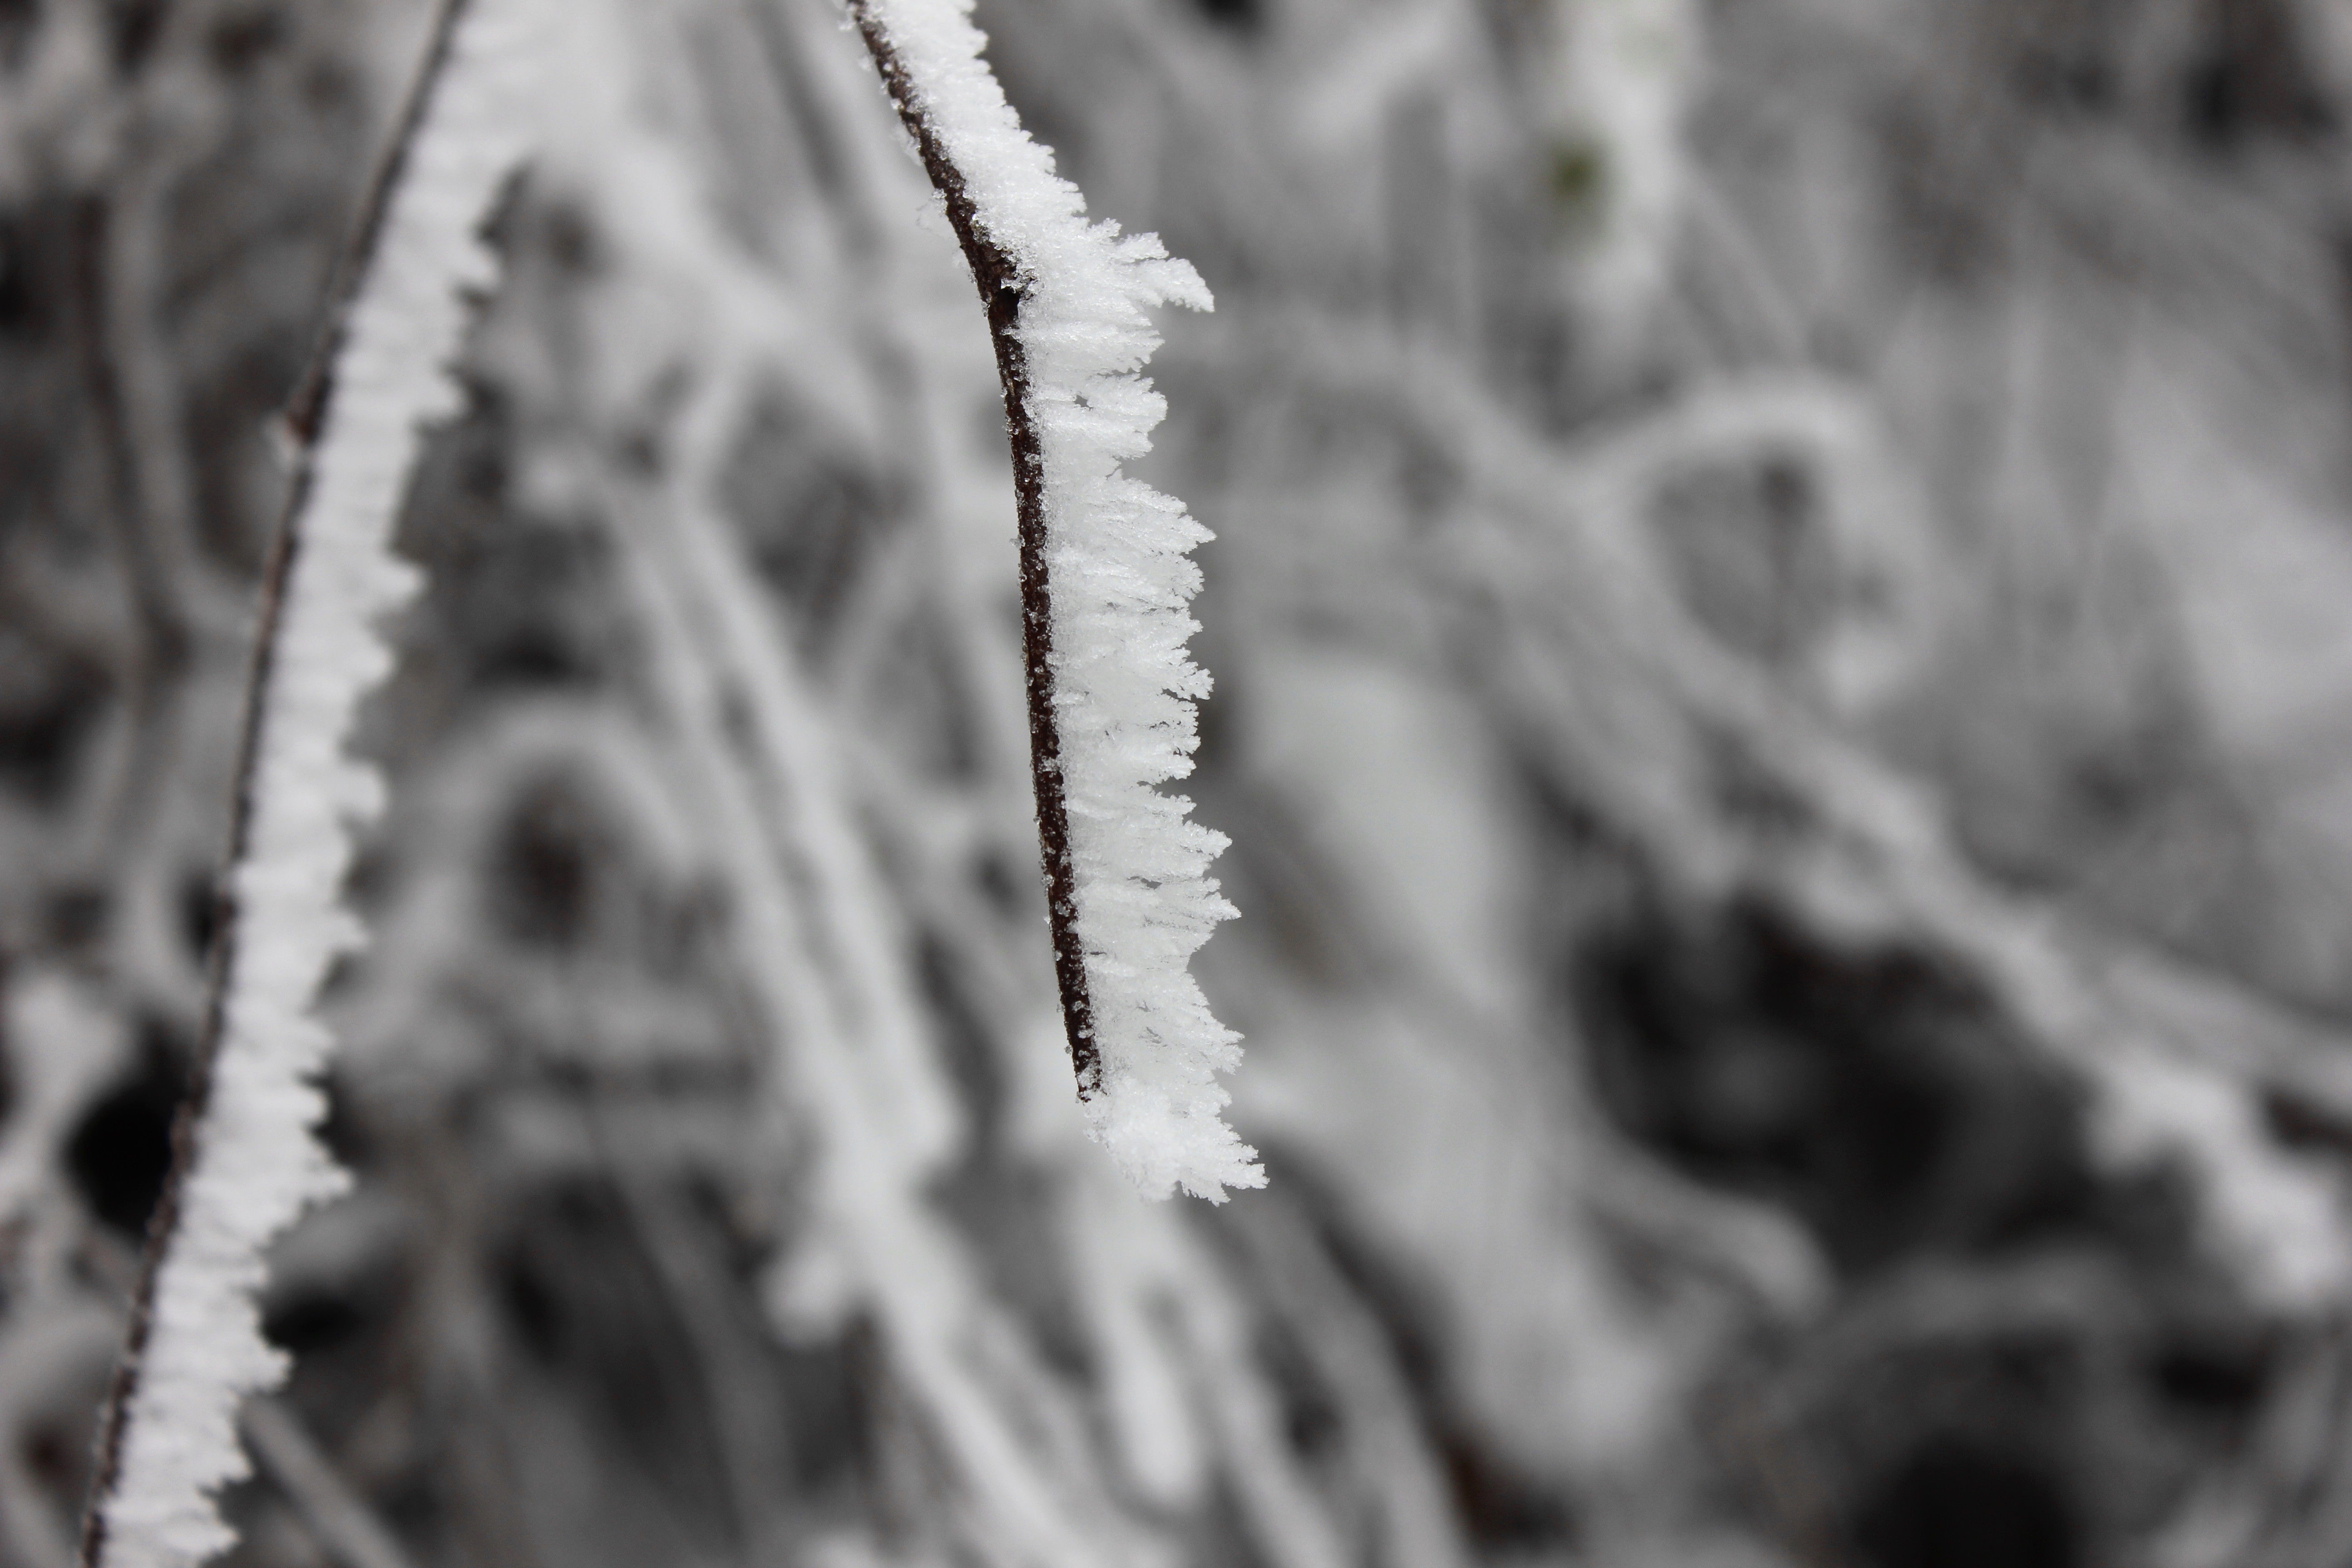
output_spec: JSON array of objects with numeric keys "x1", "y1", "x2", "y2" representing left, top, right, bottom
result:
[
  {"x1": 95, "y1": 3, "x2": 543, "y2": 1563},
  {"x1": 857, "y1": 0, "x2": 1261, "y2": 1200}
]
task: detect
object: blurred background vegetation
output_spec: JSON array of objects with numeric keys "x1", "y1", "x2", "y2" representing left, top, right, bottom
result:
[{"x1": 10, "y1": 0, "x2": 2352, "y2": 1565}]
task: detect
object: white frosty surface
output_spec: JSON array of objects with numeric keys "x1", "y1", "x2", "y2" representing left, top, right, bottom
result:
[
  {"x1": 97, "y1": 4, "x2": 542, "y2": 1563},
  {"x1": 2090, "y1": 1052, "x2": 2352, "y2": 1309},
  {"x1": 859, "y1": 0, "x2": 1260, "y2": 1200}
]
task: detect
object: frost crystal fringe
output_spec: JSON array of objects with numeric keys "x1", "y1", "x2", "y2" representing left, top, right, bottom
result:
[
  {"x1": 849, "y1": 0, "x2": 1261, "y2": 1201},
  {"x1": 81, "y1": 3, "x2": 542, "y2": 1563}
]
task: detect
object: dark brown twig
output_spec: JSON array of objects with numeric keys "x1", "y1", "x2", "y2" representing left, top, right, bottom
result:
[
  {"x1": 76, "y1": 3, "x2": 475, "y2": 1561},
  {"x1": 846, "y1": 5, "x2": 1101, "y2": 1099}
]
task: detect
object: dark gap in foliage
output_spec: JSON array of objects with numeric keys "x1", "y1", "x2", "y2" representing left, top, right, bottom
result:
[
  {"x1": 497, "y1": 1240, "x2": 563, "y2": 1362},
  {"x1": 2146, "y1": 1332, "x2": 2274, "y2": 1418},
  {"x1": 105, "y1": 0, "x2": 166, "y2": 70},
  {"x1": 0, "y1": 623, "x2": 109, "y2": 807},
  {"x1": 974, "y1": 847, "x2": 1027, "y2": 921},
  {"x1": 258, "y1": 1171, "x2": 406, "y2": 1375},
  {"x1": 314, "y1": 1068, "x2": 373, "y2": 1173},
  {"x1": 263, "y1": 1287, "x2": 368, "y2": 1359},
  {"x1": 1441, "y1": 1434, "x2": 1581, "y2": 1553},
  {"x1": 492, "y1": 1177, "x2": 740, "y2": 1546},
  {"x1": 487, "y1": 776, "x2": 610, "y2": 950},
  {"x1": 2181, "y1": 0, "x2": 2334, "y2": 151},
  {"x1": 1254, "y1": 1317, "x2": 1343, "y2": 1464},
  {"x1": 213, "y1": 1472, "x2": 282, "y2": 1564},
  {"x1": 180, "y1": 865, "x2": 221, "y2": 968},
  {"x1": 65, "y1": 1020, "x2": 187, "y2": 1237},
  {"x1": 473, "y1": 544, "x2": 603, "y2": 687},
  {"x1": 533, "y1": 197, "x2": 606, "y2": 280},
  {"x1": 1576, "y1": 897, "x2": 2105, "y2": 1273},
  {"x1": 2263, "y1": 1085, "x2": 2352, "y2": 1161},
  {"x1": 1848, "y1": 1437, "x2": 2079, "y2": 1568},
  {"x1": 1191, "y1": 0, "x2": 1263, "y2": 34},
  {"x1": 20, "y1": 1400, "x2": 97, "y2": 1521},
  {"x1": 206, "y1": 5, "x2": 287, "y2": 75},
  {"x1": 0, "y1": 201, "x2": 62, "y2": 342}
]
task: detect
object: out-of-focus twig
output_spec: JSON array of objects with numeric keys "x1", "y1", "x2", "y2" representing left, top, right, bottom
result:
[{"x1": 76, "y1": 3, "x2": 477, "y2": 1562}]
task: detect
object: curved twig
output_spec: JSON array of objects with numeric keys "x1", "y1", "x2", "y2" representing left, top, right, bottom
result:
[{"x1": 846, "y1": 6, "x2": 1101, "y2": 1098}]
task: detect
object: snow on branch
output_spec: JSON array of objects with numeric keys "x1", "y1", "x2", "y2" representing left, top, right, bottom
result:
[
  {"x1": 848, "y1": 0, "x2": 1261, "y2": 1202},
  {"x1": 79, "y1": 2, "x2": 544, "y2": 1563}
]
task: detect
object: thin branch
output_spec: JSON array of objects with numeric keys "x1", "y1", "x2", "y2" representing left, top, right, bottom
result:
[
  {"x1": 844, "y1": 5, "x2": 1102, "y2": 1099},
  {"x1": 280, "y1": 0, "x2": 476, "y2": 450},
  {"x1": 76, "y1": 3, "x2": 475, "y2": 1562}
]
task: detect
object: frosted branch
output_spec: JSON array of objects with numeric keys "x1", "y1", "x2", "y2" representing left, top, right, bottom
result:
[
  {"x1": 77, "y1": 3, "x2": 543, "y2": 1563},
  {"x1": 848, "y1": 0, "x2": 1260, "y2": 1201}
]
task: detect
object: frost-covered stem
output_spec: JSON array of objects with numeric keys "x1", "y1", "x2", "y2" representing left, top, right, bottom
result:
[
  {"x1": 277, "y1": 0, "x2": 472, "y2": 451},
  {"x1": 847, "y1": 8, "x2": 1101, "y2": 1098},
  {"x1": 843, "y1": 0, "x2": 1257, "y2": 1200},
  {"x1": 78, "y1": 0, "x2": 533, "y2": 1560}
]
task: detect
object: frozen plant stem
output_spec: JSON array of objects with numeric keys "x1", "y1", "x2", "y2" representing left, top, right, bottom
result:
[
  {"x1": 847, "y1": 0, "x2": 1261, "y2": 1200},
  {"x1": 848, "y1": 5, "x2": 1097, "y2": 1093},
  {"x1": 78, "y1": 0, "x2": 540, "y2": 1561}
]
